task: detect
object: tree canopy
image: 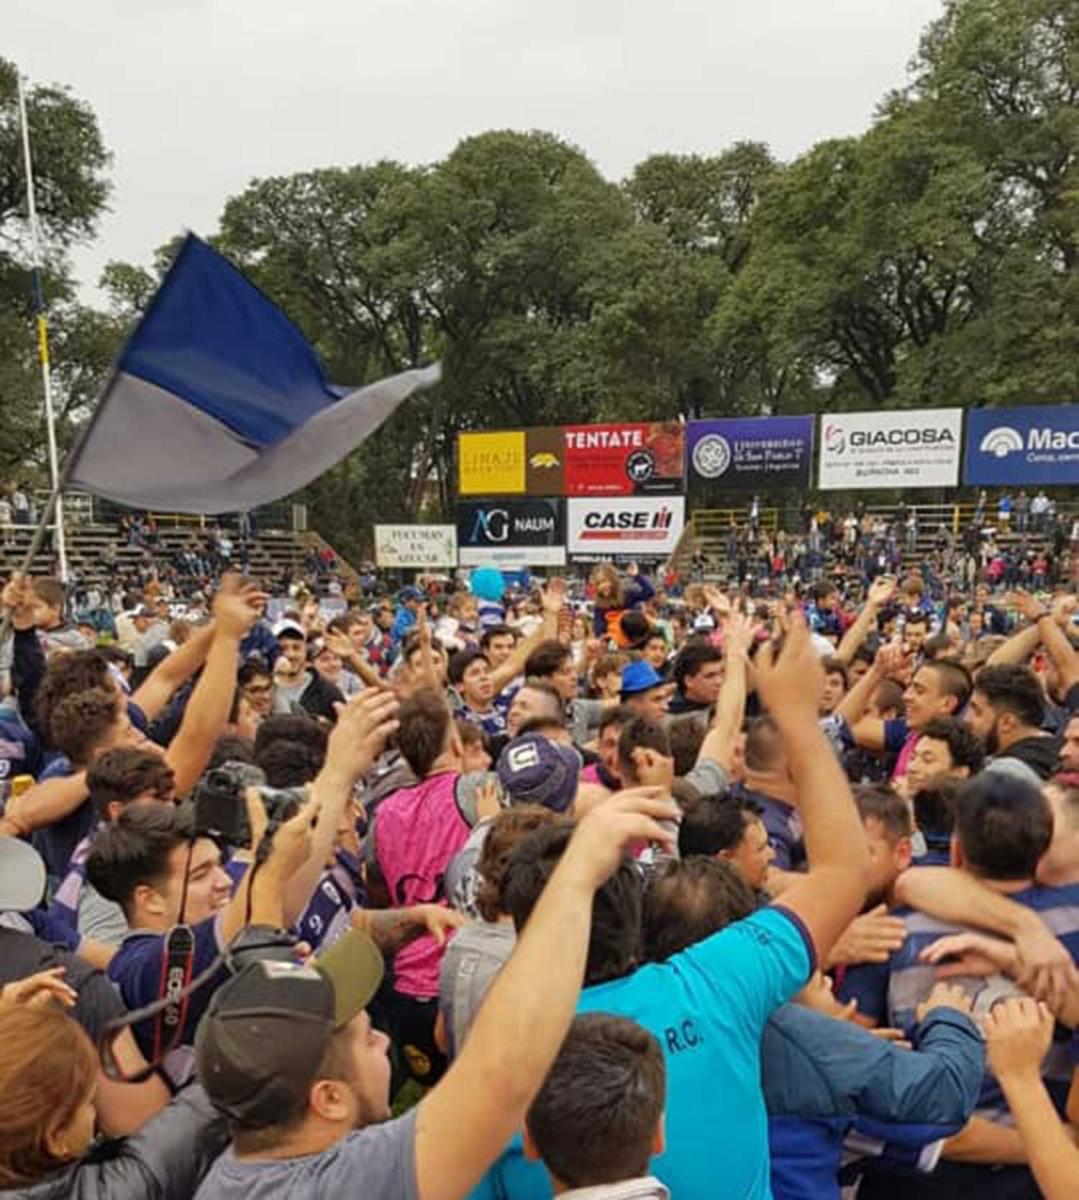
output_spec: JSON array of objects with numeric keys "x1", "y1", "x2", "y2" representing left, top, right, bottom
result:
[{"x1": 2, "y1": 0, "x2": 1075, "y2": 559}]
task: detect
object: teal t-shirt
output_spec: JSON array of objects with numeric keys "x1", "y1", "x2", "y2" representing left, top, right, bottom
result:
[{"x1": 470, "y1": 905, "x2": 814, "y2": 1200}]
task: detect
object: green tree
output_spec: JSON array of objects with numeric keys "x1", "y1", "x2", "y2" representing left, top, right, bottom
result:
[{"x1": 0, "y1": 59, "x2": 111, "y2": 478}]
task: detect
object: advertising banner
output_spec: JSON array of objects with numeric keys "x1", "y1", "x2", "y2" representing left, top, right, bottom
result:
[
  {"x1": 456, "y1": 499, "x2": 566, "y2": 566},
  {"x1": 375, "y1": 525, "x2": 458, "y2": 570},
  {"x1": 818, "y1": 408, "x2": 962, "y2": 490},
  {"x1": 563, "y1": 423, "x2": 685, "y2": 496},
  {"x1": 687, "y1": 416, "x2": 813, "y2": 489},
  {"x1": 458, "y1": 431, "x2": 526, "y2": 496},
  {"x1": 964, "y1": 405, "x2": 1079, "y2": 487},
  {"x1": 566, "y1": 497, "x2": 685, "y2": 561}
]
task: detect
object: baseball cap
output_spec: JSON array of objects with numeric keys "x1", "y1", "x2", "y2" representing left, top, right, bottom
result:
[
  {"x1": 273, "y1": 618, "x2": 306, "y2": 642},
  {"x1": 497, "y1": 734, "x2": 582, "y2": 813},
  {"x1": 399, "y1": 586, "x2": 424, "y2": 603},
  {"x1": 620, "y1": 660, "x2": 666, "y2": 696},
  {"x1": 195, "y1": 931, "x2": 384, "y2": 1127},
  {"x1": 0, "y1": 837, "x2": 46, "y2": 911},
  {"x1": 307, "y1": 636, "x2": 330, "y2": 662}
]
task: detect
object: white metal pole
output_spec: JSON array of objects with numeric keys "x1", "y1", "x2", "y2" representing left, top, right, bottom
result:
[{"x1": 16, "y1": 72, "x2": 68, "y2": 582}]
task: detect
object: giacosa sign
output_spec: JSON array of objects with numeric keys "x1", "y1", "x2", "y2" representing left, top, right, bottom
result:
[{"x1": 818, "y1": 409, "x2": 962, "y2": 490}]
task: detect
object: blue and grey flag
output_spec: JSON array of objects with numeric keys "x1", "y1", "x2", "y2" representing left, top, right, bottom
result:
[{"x1": 70, "y1": 234, "x2": 439, "y2": 514}]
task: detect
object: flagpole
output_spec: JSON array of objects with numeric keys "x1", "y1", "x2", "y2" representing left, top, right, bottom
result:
[{"x1": 16, "y1": 71, "x2": 68, "y2": 583}]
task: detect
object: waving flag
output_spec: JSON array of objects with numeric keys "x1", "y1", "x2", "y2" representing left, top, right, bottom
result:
[{"x1": 70, "y1": 235, "x2": 440, "y2": 514}]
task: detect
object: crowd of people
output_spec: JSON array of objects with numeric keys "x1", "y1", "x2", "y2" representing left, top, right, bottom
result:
[
  {"x1": 0, "y1": 539, "x2": 1076, "y2": 1199},
  {"x1": 696, "y1": 495, "x2": 1075, "y2": 596}
]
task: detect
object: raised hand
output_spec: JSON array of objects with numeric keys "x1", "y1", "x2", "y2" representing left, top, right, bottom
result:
[
  {"x1": 1011, "y1": 590, "x2": 1046, "y2": 624},
  {"x1": 324, "y1": 628, "x2": 357, "y2": 661},
  {"x1": 723, "y1": 608, "x2": 755, "y2": 662},
  {"x1": 630, "y1": 746, "x2": 675, "y2": 791},
  {"x1": 541, "y1": 576, "x2": 567, "y2": 616},
  {"x1": 2, "y1": 572, "x2": 37, "y2": 631},
  {"x1": 212, "y1": 581, "x2": 267, "y2": 639},
  {"x1": 753, "y1": 611, "x2": 823, "y2": 725},
  {"x1": 559, "y1": 787, "x2": 680, "y2": 893},
  {"x1": 326, "y1": 688, "x2": 401, "y2": 781},
  {"x1": 867, "y1": 575, "x2": 897, "y2": 608}
]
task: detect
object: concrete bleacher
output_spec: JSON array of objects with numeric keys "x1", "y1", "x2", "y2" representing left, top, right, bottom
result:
[
  {"x1": 672, "y1": 501, "x2": 1079, "y2": 582},
  {"x1": 0, "y1": 521, "x2": 316, "y2": 592}
]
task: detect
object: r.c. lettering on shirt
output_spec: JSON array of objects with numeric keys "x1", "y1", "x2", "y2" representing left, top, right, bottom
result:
[{"x1": 663, "y1": 1018, "x2": 703, "y2": 1054}]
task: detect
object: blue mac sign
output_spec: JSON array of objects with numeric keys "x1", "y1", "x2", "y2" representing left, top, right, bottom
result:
[{"x1": 964, "y1": 405, "x2": 1079, "y2": 486}]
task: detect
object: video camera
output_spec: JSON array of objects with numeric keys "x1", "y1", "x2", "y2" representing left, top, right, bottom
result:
[{"x1": 192, "y1": 761, "x2": 304, "y2": 848}]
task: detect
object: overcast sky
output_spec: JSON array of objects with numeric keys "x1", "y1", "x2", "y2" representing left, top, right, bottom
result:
[{"x1": 8, "y1": 0, "x2": 944, "y2": 300}]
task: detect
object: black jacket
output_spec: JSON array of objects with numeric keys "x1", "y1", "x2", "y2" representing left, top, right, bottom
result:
[{"x1": 6, "y1": 1085, "x2": 228, "y2": 1200}]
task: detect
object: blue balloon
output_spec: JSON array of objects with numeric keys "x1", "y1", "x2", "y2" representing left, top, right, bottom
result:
[{"x1": 469, "y1": 566, "x2": 505, "y2": 602}]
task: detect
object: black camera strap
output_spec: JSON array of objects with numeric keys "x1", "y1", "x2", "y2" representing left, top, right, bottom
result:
[{"x1": 152, "y1": 923, "x2": 195, "y2": 1064}]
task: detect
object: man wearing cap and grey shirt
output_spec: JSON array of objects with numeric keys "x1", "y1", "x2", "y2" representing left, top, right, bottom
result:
[
  {"x1": 193, "y1": 788, "x2": 680, "y2": 1200},
  {"x1": 272, "y1": 619, "x2": 344, "y2": 723}
]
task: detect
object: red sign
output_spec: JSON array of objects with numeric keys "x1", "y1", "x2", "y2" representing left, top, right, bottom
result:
[{"x1": 562, "y1": 423, "x2": 685, "y2": 496}]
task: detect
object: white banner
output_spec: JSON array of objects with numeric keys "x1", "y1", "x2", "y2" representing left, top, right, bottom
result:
[
  {"x1": 567, "y1": 497, "x2": 685, "y2": 560},
  {"x1": 458, "y1": 545, "x2": 566, "y2": 567},
  {"x1": 375, "y1": 525, "x2": 457, "y2": 569},
  {"x1": 818, "y1": 409, "x2": 962, "y2": 490}
]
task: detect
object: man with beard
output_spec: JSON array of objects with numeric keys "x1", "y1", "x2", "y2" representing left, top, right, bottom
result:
[{"x1": 964, "y1": 665, "x2": 1059, "y2": 783}]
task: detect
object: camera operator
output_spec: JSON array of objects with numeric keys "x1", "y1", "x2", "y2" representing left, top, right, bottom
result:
[{"x1": 86, "y1": 688, "x2": 401, "y2": 1088}]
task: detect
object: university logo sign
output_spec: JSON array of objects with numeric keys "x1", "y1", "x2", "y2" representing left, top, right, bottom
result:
[{"x1": 688, "y1": 417, "x2": 813, "y2": 489}]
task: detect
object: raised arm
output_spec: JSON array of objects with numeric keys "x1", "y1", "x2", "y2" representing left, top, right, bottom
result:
[
  {"x1": 132, "y1": 621, "x2": 216, "y2": 722},
  {"x1": 489, "y1": 577, "x2": 564, "y2": 694},
  {"x1": 323, "y1": 628, "x2": 383, "y2": 689},
  {"x1": 835, "y1": 575, "x2": 894, "y2": 666},
  {"x1": 279, "y1": 689, "x2": 400, "y2": 928},
  {"x1": 842, "y1": 643, "x2": 909, "y2": 753},
  {"x1": 164, "y1": 584, "x2": 264, "y2": 797},
  {"x1": 755, "y1": 613, "x2": 869, "y2": 963},
  {"x1": 697, "y1": 609, "x2": 752, "y2": 772},
  {"x1": 1039, "y1": 595, "x2": 1078, "y2": 694},
  {"x1": 413, "y1": 788, "x2": 679, "y2": 1200}
]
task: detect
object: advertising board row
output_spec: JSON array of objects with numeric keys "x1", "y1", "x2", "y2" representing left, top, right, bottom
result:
[
  {"x1": 375, "y1": 498, "x2": 687, "y2": 568},
  {"x1": 458, "y1": 404, "x2": 1076, "y2": 494}
]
